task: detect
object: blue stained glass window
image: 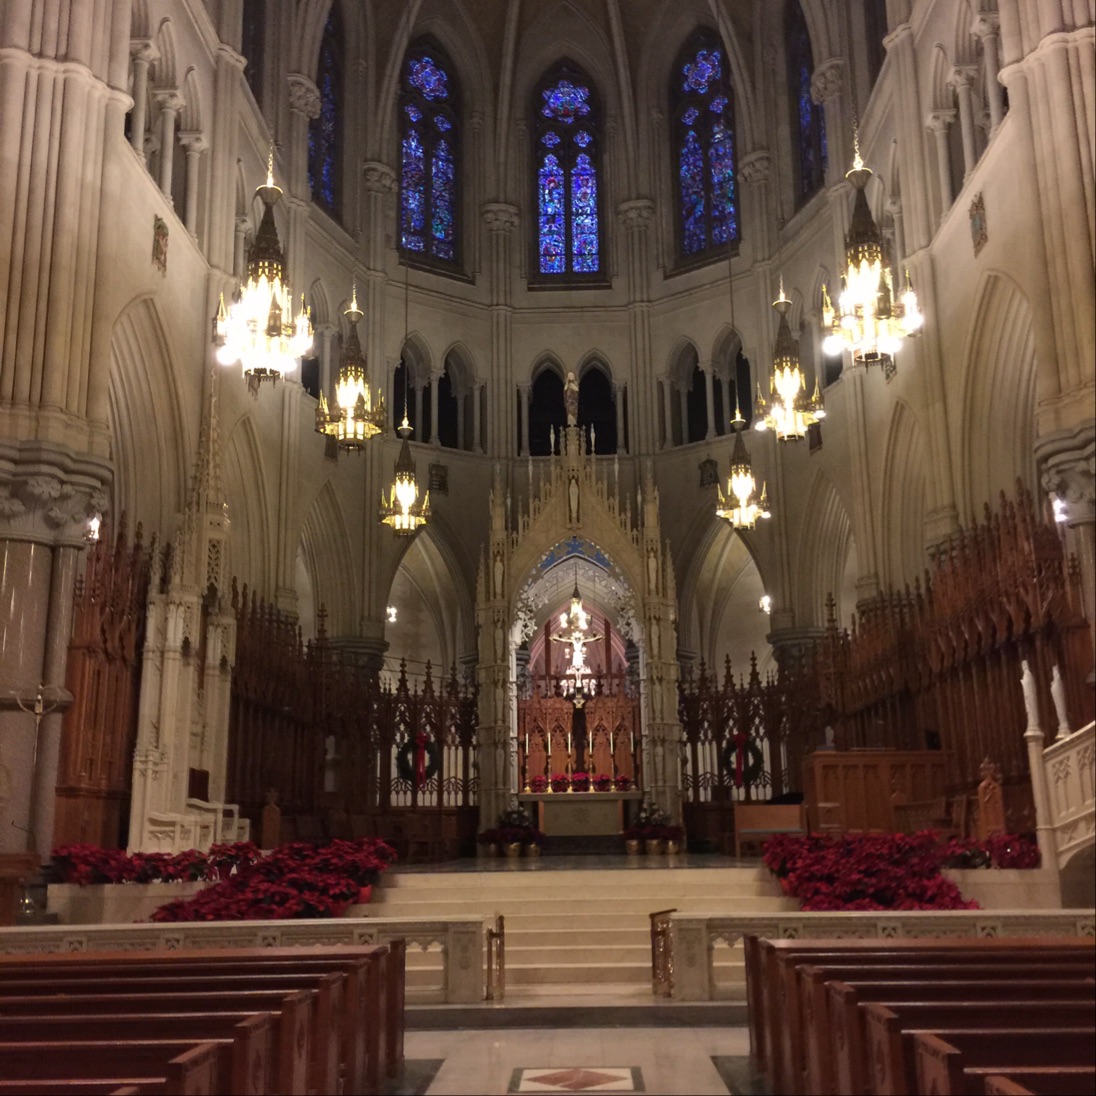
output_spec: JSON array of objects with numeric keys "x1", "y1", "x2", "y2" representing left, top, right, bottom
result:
[
  {"x1": 786, "y1": 2, "x2": 826, "y2": 204},
  {"x1": 399, "y1": 42, "x2": 460, "y2": 265},
  {"x1": 534, "y1": 65, "x2": 602, "y2": 279},
  {"x1": 308, "y1": 10, "x2": 343, "y2": 216},
  {"x1": 671, "y1": 30, "x2": 738, "y2": 261}
]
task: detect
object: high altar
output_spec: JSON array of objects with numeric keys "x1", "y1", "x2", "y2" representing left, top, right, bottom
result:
[{"x1": 474, "y1": 419, "x2": 683, "y2": 833}]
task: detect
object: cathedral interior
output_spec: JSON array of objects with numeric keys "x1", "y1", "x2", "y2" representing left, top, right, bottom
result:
[{"x1": 0, "y1": 0, "x2": 1093, "y2": 870}]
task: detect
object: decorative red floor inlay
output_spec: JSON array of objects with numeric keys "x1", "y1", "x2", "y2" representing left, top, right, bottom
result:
[{"x1": 512, "y1": 1066, "x2": 640, "y2": 1092}]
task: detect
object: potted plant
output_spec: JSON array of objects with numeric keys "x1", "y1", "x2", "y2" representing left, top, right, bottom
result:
[
  {"x1": 664, "y1": 824, "x2": 685, "y2": 854},
  {"x1": 571, "y1": 770, "x2": 591, "y2": 793},
  {"x1": 632, "y1": 801, "x2": 671, "y2": 854},
  {"x1": 477, "y1": 827, "x2": 500, "y2": 857},
  {"x1": 528, "y1": 774, "x2": 548, "y2": 794},
  {"x1": 623, "y1": 826, "x2": 643, "y2": 855},
  {"x1": 523, "y1": 828, "x2": 546, "y2": 857},
  {"x1": 614, "y1": 775, "x2": 633, "y2": 791},
  {"x1": 593, "y1": 774, "x2": 613, "y2": 793},
  {"x1": 550, "y1": 773, "x2": 570, "y2": 793}
]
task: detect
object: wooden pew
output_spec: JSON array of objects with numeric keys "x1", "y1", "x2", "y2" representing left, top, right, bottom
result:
[
  {"x1": 0, "y1": 1013, "x2": 275, "y2": 1096},
  {"x1": 862, "y1": 999, "x2": 1096, "y2": 1096},
  {"x1": 914, "y1": 1030, "x2": 1096, "y2": 1096},
  {"x1": 798, "y1": 961, "x2": 1094, "y2": 1095},
  {"x1": 0, "y1": 1040, "x2": 222, "y2": 1096},
  {"x1": 749, "y1": 937, "x2": 1095, "y2": 1095},
  {"x1": 0, "y1": 989, "x2": 314, "y2": 1095},
  {"x1": 0, "y1": 1084, "x2": 150, "y2": 1094},
  {"x1": 982, "y1": 1069, "x2": 1096, "y2": 1095},
  {"x1": 0, "y1": 941, "x2": 405, "y2": 1089},
  {"x1": 0, "y1": 972, "x2": 343, "y2": 1096},
  {"x1": 808, "y1": 978, "x2": 1094, "y2": 1096}
]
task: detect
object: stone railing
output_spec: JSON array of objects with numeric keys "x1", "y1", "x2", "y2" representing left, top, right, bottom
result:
[
  {"x1": 1044, "y1": 719, "x2": 1096, "y2": 867},
  {"x1": 0, "y1": 915, "x2": 487, "y2": 1003},
  {"x1": 665, "y1": 910, "x2": 1095, "y2": 1000}
]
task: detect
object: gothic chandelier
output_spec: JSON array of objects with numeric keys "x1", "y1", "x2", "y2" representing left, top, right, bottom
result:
[
  {"x1": 755, "y1": 279, "x2": 825, "y2": 441},
  {"x1": 821, "y1": 139, "x2": 922, "y2": 365},
  {"x1": 379, "y1": 413, "x2": 430, "y2": 535},
  {"x1": 216, "y1": 151, "x2": 312, "y2": 385},
  {"x1": 716, "y1": 428, "x2": 771, "y2": 530},
  {"x1": 315, "y1": 285, "x2": 386, "y2": 450}
]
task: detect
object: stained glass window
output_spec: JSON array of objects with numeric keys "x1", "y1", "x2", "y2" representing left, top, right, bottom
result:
[
  {"x1": 399, "y1": 41, "x2": 460, "y2": 266},
  {"x1": 671, "y1": 29, "x2": 739, "y2": 262},
  {"x1": 534, "y1": 63, "x2": 602, "y2": 279},
  {"x1": 307, "y1": 9, "x2": 343, "y2": 216},
  {"x1": 241, "y1": 0, "x2": 265, "y2": 108},
  {"x1": 786, "y1": 1, "x2": 827, "y2": 205}
]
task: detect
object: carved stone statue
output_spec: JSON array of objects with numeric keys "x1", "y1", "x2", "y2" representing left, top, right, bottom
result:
[{"x1": 564, "y1": 370, "x2": 579, "y2": 426}]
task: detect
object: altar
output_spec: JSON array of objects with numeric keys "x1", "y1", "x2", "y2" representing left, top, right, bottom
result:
[{"x1": 518, "y1": 791, "x2": 643, "y2": 836}]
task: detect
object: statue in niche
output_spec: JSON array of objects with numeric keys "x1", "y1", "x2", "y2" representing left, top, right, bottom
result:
[
  {"x1": 568, "y1": 472, "x2": 580, "y2": 525},
  {"x1": 647, "y1": 546, "x2": 658, "y2": 593},
  {"x1": 564, "y1": 370, "x2": 579, "y2": 426},
  {"x1": 493, "y1": 548, "x2": 504, "y2": 598}
]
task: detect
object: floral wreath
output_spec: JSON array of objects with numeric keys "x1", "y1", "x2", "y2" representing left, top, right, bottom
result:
[
  {"x1": 721, "y1": 733, "x2": 765, "y2": 788},
  {"x1": 396, "y1": 735, "x2": 441, "y2": 787}
]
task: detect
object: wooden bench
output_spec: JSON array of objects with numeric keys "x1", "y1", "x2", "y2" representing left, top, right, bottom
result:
[
  {"x1": 0, "y1": 943, "x2": 405, "y2": 1092},
  {"x1": 914, "y1": 1029, "x2": 1096, "y2": 1095},
  {"x1": 982, "y1": 1069, "x2": 1096, "y2": 1095},
  {"x1": 746, "y1": 936, "x2": 1096, "y2": 1096},
  {"x1": 731, "y1": 802, "x2": 805, "y2": 857},
  {"x1": 862, "y1": 999, "x2": 1096, "y2": 1096},
  {"x1": 0, "y1": 1040, "x2": 222, "y2": 1096}
]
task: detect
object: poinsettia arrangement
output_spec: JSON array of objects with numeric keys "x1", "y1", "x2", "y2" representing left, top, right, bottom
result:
[
  {"x1": 762, "y1": 831, "x2": 981, "y2": 911},
  {"x1": 52, "y1": 838, "x2": 396, "y2": 922},
  {"x1": 625, "y1": 801, "x2": 678, "y2": 841},
  {"x1": 936, "y1": 833, "x2": 1041, "y2": 869},
  {"x1": 571, "y1": 771, "x2": 591, "y2": 792},
  {"x1": 528, "y1": 775, "x2": 548, "y2": 793},
  {"x1": 550, "y1": 773, "x2": 570, "y2": 793},
  {"x1": 492, "y1": 802, "x2": 542, "y2": 846},
  {"x1": 593, "y1": 774, "x2": 613, "y2": 792}
]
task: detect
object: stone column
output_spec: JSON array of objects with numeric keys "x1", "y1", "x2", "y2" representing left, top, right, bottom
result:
[
  {"x1": 154, "y1": 89, "x2": 184, "y2": 200},
  {"x1": 287, "y1": 74, "x2": 320, "y2": 199},
  {"x1": 429, "y1": 373, "x2": 441, "y2": 445},
  {"x1": 473, "y1": 382, "x2": 484, "y2": 453},
  {"x1": 971, "y1": 11, "x2": 1005, "y2": 132},
  {"x1": 926, "y1": 110, "x2": 956, "y2": 214},
  {"x1": 482, "y1": 203, "x2": 520, "y2": 459},
  {"x1": 810, "y1": 60, "x2": 848, "y2": 189},
  {"x1": 456, "y1": 386, "x2": 466, "y2": 450},
  {"x1": 616, "y1": 198, "x2": 655, "y2": 451},
  {"x1": 702, "y1": 363, "x2": 716, "y2": 440},
  {"x1": 678, "y1": 383, "x2": 689, "y2": 446},
  {"x1": 318, "y1": 324, "x2": 336, "y2": 404},
  {"x1": 233, "y1": 215, "x2": 249, "y2": 278},
  {"x1": 413, "y1": 385, "x2": 424, "y2": 441},
  {"x1": 517, "y1": 383, "x2": 530, "y2": 456},
  {"x1": 614, "y1": 381, "x2": 627, "y2": 453},
  {"x1": 128, "y1": 39, "x2": 157, "y2": 161},
  {"x1": 178, "y1": 131, "x2": 207, "y2": 234},
  {"x1": 845, "y1": 362, "x2": 881, "y2": 602},
  {"x1": 661, "y1": 378, "x2": 674, "y2": 449},
  {"x1": 949, "y1": 67, "x2": 980, "y2": 179},
  {"x1": 361, "y1": 163, "x2": 397, "y2": 397},
  {"x1": 887, "y1": 198, "x2": 906, "y2": 267}
]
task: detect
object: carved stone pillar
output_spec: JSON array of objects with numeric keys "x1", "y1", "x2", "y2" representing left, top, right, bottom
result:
[
  {"x1": 701, "y1": 362, "x2": 716, "y2": 440},
  {"x1": 614, "y1": 381, "x2": 627, "y2": 453},
  {"x1": 178, "y1": 131, "x2": 207, "y2": 234},
  {"x1": 361, "y1": 163, "x2": 397, "y2": 390},
  {"x1": 128, "y1": 40, "x2": 158, "y2": 162},
  {"x1": 661, "y1": 377, "x2": 674, "y2": 449},
  {"x1": 483, "y1": 203, "x2": 520, "y2": 459},
  {"x1": 810, "y1": 60, "x2": 847, "y2": 188},
  {"x1": 287, "y1": 74, "x2": 320, "y2": 200},
  {"x1": 887, "y1": 198, "x2": 906, "y2": 267},
  {"x1": 926, "y1": 110, "x2": 956, "y2": 213},
  {"x1": 473, "y1": 382, "x2": 484, "y2": 453},
  {"x1": 971, "y1": 11, "x2": 1005, "y2": 132},
  {"x1": 517, "y1": 383, "x2": 530, "y2": 457},
  {"x1": 616, "y1": 198, "x2": 654, "y2": 450},
  {"x1": 949, "y1": 67, "x2": 980, "y2": 178},
  {"x1": 154, "y1": 90, "x2": 184, "y2": 199},
  {"x1": 429, "y1": 372, "x2": 441, "y2": 445},
  {"x1": 233, "y1": 215, "x2": 249, "y2": 278}
]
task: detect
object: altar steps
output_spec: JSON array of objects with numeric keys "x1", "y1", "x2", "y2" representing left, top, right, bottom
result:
[{"x1": 366, "y1": 861, "x2": 795, "y2": 998}]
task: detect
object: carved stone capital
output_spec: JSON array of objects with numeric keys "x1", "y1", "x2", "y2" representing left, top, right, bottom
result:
[
  {"x1": 970, "y1": 11, "x2": 1000, "y2": 40},
  {"x1": 482, "y1": 202, "x2": 520, "y2": 232},
  {"x1": 1037, "y1": 419, "x2": 1096, "y2": 526},
  {"x1": 468, "y1": 110, "x2": 484, "y2": 133},
  {"x1": 178, "y1": 130, "x2": 207, "y2": 154},
  {"x1": 948, "y1": 64, "x2": 979, "y2": 90},
  {"x1": 739, "y1": 150, "x2": 772, "y2": 187},
  {"x1": 287, "y1": 74, "x2": 321, "y2": 119},
  {"x1": 810, "y1": 58, "x2": 844, "y2": 105},
  {"x1": 154, "y1": 89, "x2": 185, "y2": 114},
  {"x1": 926, "y1": 109, "x2": 956, "y2": 132},
  {"x1": 616, "y1": 198, "x2": 655, "y2": 228},
  {"x1": 361, "y1": 161, "x2": 396, "y2": 194},
  {"x1": 130, "y1": 38, "x2": 159, "y2": 65}
]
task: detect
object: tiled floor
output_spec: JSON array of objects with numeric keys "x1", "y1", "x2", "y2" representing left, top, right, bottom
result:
[{"x1": 396, "y1": 1025, "x2": 756, "y2": 1095}]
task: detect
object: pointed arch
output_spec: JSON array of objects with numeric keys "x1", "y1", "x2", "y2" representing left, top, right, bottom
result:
[
  {"x1": 222, "y1": 413, "x2": 274, "y2": 594},
  {"x1": 152, "y1": 18, "x2": 177, "y2": 87},
  {"x1": 795, "y1": 469, "x2": 856, "y2": 627},
  {"x1": 180, "y1": 68, "x2": 202, "y2": 132},
  {"x1": 879, "y1": 399, "x2": 929, "y2": 586},
  {"x1": 308, "y1": 3, "x2": 345, "y2": 216},
  {"x1": 785, "y1": 0, "x2": 828, "y2": 206},
  {"x1": 958, "y1": 271, "x2": 1038, "y2": 517},
  {"x1": 299, "y1": 479, "x2": 358, "y2": 637},
  {"x1": 307, "y1": 278, "x2": 331, "y2": 328}
]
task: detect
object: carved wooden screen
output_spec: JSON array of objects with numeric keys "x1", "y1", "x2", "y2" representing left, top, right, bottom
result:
[
  {"x1": 227, "y1": 598, "x2": 479, "y2": 854},
  {"x1": 54, "y1": 520, "x2": 151, "y2": 847}
]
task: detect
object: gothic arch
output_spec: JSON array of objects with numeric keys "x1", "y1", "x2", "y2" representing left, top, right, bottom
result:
[
  {"x1": 795, "y1": 469, "x2": 857, "y2": 627},
  {"x1": 530, "y1": 352, "x2": 566, "y2": 387},
  {"x1": 879, "y1": 399, "x2": 929, "y2": 586},
  {"x1": 308, "y1": 278, "x2": 331, "y2": 328},
  {"x1": 667, "y1": 336, "x2": 700, "y2": 386},
  {"x1": 576, "y1": 351, "x2": 613, "y2": 384},
  {"x1": 399, "y1": 331, "x2": 434, "y2": 387},
  {"x1": 222, "y1": 413, "x2": 274, "y2": 595},
  {"x1": 298, "y1": 479, "x2": 358, "y2": 637},
  {"x1": 152, "y1": 18, "x2": 177, "y2": 87},
  {"x1": 180, "y1": 67, "x2": 202, "y2": 132},
  {"x1": 442, "y1": 341, "x2": 476, "y2": 390},
  {"x1": 958, "y1": 271, "x2": 1038, "y2": 518},
  {"x1": 107, "y1": 297, "x2": 190, "y2": 536}
]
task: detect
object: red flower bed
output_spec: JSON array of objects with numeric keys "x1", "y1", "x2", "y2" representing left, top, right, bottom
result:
[
  {"x1": 51, "y1": 838, "x2": 396, "y2": 922},
  {"x1": 762, "y1": 831, "x2": 980, "y2": 911}
]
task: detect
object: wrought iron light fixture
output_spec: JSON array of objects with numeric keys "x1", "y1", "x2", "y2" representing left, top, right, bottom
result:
[
  {"x1": 821, "y1": 136, "x2": 922, "y2": 365},
  {"x1": 755, "y1": 278, "x2": 825, "y2": 441},
  {"x1": 315, "y1": 284, "x2": 386, "y2": 450},
  {"x1": 216, "y1": 149, "x2": 312, "y2": 386},
  {"x1": 380, "y1": 269, "x2": 429, "y2": 535},
  {"x1": 716, "y1": 428, "x2": 771, "y2": 530}
]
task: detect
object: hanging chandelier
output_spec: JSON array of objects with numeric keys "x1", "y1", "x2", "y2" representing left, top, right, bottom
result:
[
  {"x1": 821, "y1": 138, "x2": 922, "y2": 365},
  {"x1": 216, "y1": 150, "x2": 312, "y2": 385},
  {"x1": 755, "y1": 279, "x2": 825, "y2": 441},
  {"x1": 315, "y1": 285, "x2": 386, "y2": 450},
  {"x1": 716, "y1": 428, "x2": 771, "y2": 530},
  {"x1": 551, "y1": 575, "x2": 602, "y2": 678}
]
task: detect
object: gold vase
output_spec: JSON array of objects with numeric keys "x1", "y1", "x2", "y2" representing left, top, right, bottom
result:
[
  {"x1": 504, "y1": 842, "x2": 522, "y2": 859},
  {"x1": 625, "y1": 839, "x2": 641, "y2": 856},
  {"x1": 645, "y1": 839, "x2": 664, "y2": 855},
  {"x1": 666, "y1": 839, "x2": 681, "y2": 855},
  {"x1": 525, "y1": 843, "x2": 541, "y2": 858}
]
